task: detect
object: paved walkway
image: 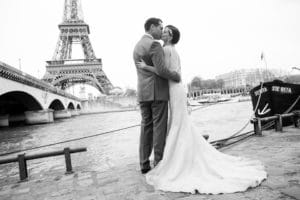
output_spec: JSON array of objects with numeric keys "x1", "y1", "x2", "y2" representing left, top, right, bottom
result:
[{"x1": 0, "y1": 126, "x2": 300, "y2": 200}]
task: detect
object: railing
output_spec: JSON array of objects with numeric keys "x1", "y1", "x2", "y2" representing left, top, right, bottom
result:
[
  {"x1": 0, "y1": 61, "x2": 81, "y2": 101},
  {"x1": 251, "y1": 110, "x2": 300, "y2": 135},
  {"x1": 46, "y1": 58, "x2": 102, "y2": 66},
  {"x1": 0, "y1": 147, "x2": 87, "y2": 181}
]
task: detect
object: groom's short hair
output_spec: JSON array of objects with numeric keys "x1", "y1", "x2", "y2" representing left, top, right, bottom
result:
[{"x1": 144, "y1": 18, "x2": 163, "y2": 32}]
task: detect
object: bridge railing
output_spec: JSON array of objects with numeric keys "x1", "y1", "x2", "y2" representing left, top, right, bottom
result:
[
  {"x1": 0, "y1": 61, "x2": 80, "y2": 101},
  {"x1": 46, "y1": 58, "x2": 102, "y2": 66}
]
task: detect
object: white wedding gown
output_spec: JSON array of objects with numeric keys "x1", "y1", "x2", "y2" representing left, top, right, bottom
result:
[{"x1": 146, "y1": 45, "x2": 267, "y2": 194}]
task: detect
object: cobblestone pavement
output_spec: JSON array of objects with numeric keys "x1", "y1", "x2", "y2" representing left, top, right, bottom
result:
[
  {"x1": 0, "y1": 103, "x2": 299, "y2": 200},
  {"x1": 0, "y1": 127, "x2": 299, "y2": 200}
]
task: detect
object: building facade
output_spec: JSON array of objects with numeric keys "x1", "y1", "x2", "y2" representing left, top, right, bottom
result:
[{"x1": 215, "y1": 68, "x2": 289, "y2": 88}]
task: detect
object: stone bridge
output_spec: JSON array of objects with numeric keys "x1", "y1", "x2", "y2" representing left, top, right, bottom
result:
[{"x1": 0, "y1": 61, "x2": 82, "y2": 127}]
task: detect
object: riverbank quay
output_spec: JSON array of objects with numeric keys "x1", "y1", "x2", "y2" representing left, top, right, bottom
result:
[{"x1": 0, "y1": 125, "x2": 299, "y2": 200}]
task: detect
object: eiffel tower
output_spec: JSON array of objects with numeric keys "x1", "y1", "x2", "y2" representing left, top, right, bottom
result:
[{"x1": 43, "y1": 0, "x2": 113, "y2": 94}]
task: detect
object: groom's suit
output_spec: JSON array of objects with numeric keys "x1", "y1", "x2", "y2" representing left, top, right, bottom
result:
[{"x1": 133, "y1": 34, "x2": 180, "y2": 171}]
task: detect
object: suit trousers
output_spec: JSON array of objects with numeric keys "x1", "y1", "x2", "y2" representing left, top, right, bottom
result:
[{"x1": 139, "y1": 100, "x2": 168, "y2": 170}]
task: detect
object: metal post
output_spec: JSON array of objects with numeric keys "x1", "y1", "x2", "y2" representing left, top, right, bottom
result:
[
  {"x1": 293, "y1": 111, "x2": 300, "y2": 128},
  {"x1": 18, "y1": 154, "x2": 28, "y2": 181},
  {"x1": 275, "y1": 114, "x2": 283, "y2": 132},
  {"x1": 64, "y1": 148, "x2": 73, "y2": 174},
  {"x1": 253, "y1": 118, "x2": 262, "y2": 136}
]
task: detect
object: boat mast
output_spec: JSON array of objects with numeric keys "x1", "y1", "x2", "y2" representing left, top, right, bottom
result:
[{"x1": 260, "y1": 52, "x2": 269, "y2": 81}]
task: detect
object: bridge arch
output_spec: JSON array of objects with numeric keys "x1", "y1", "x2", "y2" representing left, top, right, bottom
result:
[
  {"x1": 48, "y1": 99, "x2": 65, "y2": 110},
  {"x1": 52, "y1": 74, "x2": 105, "y2": 94},
  {"x1": 0, "y1": 62, "x2": 83, "y2": 126},
  {"x1": 67, "y1": 102, "x2": 75, "y2": 110},
  {"x1": 0, "y1": 91, "x2": 44, "y2": 125},
  {"x1": 0, "y1": 91, "x2": 43, "y2": 114}
]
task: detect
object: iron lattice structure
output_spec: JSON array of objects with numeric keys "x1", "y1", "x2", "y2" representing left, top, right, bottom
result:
[{"x1": 43, "y1": 0, "x2": 113, "y2": 94}]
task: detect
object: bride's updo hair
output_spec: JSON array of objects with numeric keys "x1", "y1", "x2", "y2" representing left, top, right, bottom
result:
[{"x1": 166, "y1": 25, "x2": 180, "y2": 44}]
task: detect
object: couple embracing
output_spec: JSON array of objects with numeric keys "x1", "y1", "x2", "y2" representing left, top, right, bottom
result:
[{"x1": 133, "y1": 17, "x2": 267, "y2": 194}]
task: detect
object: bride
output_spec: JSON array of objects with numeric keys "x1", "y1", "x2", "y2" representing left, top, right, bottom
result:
[{"x1": 136, "y1": 25, "x2": 267, "y2": 194}]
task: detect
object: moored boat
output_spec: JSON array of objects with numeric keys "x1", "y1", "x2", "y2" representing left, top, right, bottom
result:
[
  {"x1": 197, "y1": 95, "x2": 231, "y2": 104},
  {"x1": 187, "y1": 99, "x2": 202, "y2": 106},
  {"x1": 249, "y1": 80, "x2": 300, "y2": 126}
]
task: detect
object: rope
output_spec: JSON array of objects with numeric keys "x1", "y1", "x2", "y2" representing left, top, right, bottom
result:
[
  {"x1": 190, "y1": 89, "x2": 262, "y2": 140},
  {"x1": 210, "y1": 130, "x2": 253, "y2": 144},
  {"x1": 214, "y1": 132, "x2": 255, "y2": 149},
  {"x1": 220, "y1": 82, "x2": 264, "y2": 139},
  {"x1": 0, "y1": 124, "x2": 140, "y2": 157},
  {"x1": 203, "y1": 82, "x2": 264, "y2": 148},
  {"x1": 285, "y1": 95, "x2": 300, "y2": 113}
]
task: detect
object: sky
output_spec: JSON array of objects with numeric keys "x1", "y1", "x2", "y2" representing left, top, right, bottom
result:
[{"x1": 1, "y1": 0, "x2": 300, "y2": 92}]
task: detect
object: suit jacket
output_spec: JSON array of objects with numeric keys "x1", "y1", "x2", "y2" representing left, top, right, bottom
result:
[{"x1": 133, "y1": 34, "x2": 180, "y2": 102}]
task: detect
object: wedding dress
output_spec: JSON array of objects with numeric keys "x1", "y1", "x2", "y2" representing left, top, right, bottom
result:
[{"x1": 145, "y1": 45, "x2": 267, "y2": 194}]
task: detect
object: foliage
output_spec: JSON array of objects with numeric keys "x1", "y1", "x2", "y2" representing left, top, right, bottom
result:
[
  {"x1": 190, "y1": 76, "x2": 202, "y2": 89},
  {"x1": 124, "y1": 88, "x2": 137, "y2": 96},
  {"x1": 190, "y1": 76, "x2": 224, "y2": 89}
]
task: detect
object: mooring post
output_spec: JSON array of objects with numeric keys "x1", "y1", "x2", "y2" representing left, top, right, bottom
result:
[
  {"x1": 0, "y1": 147, "x2": 86, "y2": 181},
  {"x1": 64, "y1": 148, "x2": 73, "y2": 174},
  {"x1": 253, "y1": 118, "x2": 262, "y2": 136},
  {"x1": 293, "y1": 110, "x2": 300, "y2": 128},
  {"x1": 18, "y1": 153, "x2": 28, "y2": 181},
  {"x1": 275, "y1": 114, "x2": 283, "y2": 132}
]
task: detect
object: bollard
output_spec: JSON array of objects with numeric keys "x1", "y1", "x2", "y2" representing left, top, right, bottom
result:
[
  {"x1": 0, "y1": 147, "x2": 86, "y2": 181},
  {"x1": 275, "y1": 114, "x2": 283, "y2": 132},
  {"x1": 252, "y1": 118, "x2": 262, "y2": 136},
  {"x1": 64, "y1": 148, "x2": 73, "y2": 174},
  {"x1": 293, "y1": 110, "x2": 300, "y2": 128},
  {"x1": 18, "y1": 154, "x2": 28, "y2": 181}
]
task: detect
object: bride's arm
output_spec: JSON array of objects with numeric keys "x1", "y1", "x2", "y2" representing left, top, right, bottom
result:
[{"x1": 136, "y1": 60, "x2": 159, "y2": 75}]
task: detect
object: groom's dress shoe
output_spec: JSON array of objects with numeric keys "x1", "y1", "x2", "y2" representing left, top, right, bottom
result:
[{"x1": 141, "y1": 168, "x2": 151, "y2": 174}]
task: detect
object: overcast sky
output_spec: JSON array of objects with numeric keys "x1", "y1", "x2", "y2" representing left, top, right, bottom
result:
[{"x1": 1, "y1": 0, "x2": 300, "y2": 90}]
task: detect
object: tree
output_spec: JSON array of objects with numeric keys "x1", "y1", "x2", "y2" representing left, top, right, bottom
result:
[
  {"x1": 190, "y1": 76, "x2": 202, "y2": 89},
  {"x1": 216, "y1": 79, "x2": 224, "y2": 89},
  {"x1": 202, "y1": 79, "x2": 217, "y2": 89},
  {"x1": 124, "y1": 88, "x2": 137, "y2": 96}
]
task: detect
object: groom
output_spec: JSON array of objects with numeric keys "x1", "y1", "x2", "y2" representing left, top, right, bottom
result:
[{"x1": 133, "y1": 17, "x2": 181, "y2": 174}]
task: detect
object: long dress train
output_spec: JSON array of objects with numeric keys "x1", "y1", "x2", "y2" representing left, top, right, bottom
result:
[{"x1": 145, "y1": 45, "x2": 267, "y2": 194}]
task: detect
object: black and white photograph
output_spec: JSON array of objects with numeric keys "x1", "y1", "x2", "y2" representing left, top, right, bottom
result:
[{"x1": 0, "y1": 0, "x2": 300, "y2": 199}]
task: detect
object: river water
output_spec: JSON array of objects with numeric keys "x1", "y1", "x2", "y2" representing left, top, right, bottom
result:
[{"x1": 0, "y1": 101, "x2": 253, "y2": 183}]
